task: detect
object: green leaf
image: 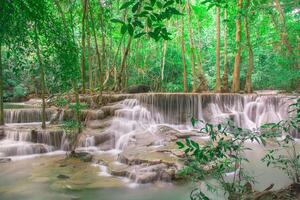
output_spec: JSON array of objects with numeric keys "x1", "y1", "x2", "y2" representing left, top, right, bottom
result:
[
  {"x1": 128, "y1": 24, "x2": 134, "y2": 36},
  {"x1": 111, "y1": 19, "x2": 125, "y2": 24},
  {"x1": 121, "y1": 24, "x2": 127, "y2": 34},
  {"x1": 134, "y1": 31, "x2": 146, "y2": 38},
  {"x1": 132, "y1": 2, "x2": 140, "y2": 13},
  {"x1": 156, "y1": 1, "x2": 163, "y2": 8},
  {"x1": 120, "y1": 0, "x2": 135, "y2": 10},
  {"x1": 191, "y1": 117, "x2": 197, "y2": 127},
  {"x1": 164, "y1": 0, "x2": 175, "y2": 8},
  {"x1": 150, "y1": 0, "x2": 156, "y2": 6},
  {"x1": 144, "y1": 6, "x2": 153, "y2": 11},
  {"x1": 176, "y1": 141, "x2": 185, "y2": 149}
]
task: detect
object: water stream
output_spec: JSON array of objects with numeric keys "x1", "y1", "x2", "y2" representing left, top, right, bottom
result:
[{"x1": 0, "y1": 93, "x2": 298, "y2": 199}]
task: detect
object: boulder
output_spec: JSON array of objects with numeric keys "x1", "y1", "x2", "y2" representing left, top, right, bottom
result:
[
  {"x1": 84, "y1": 109, "x2": 105, "y2": 122},
  {"x1": 57, "y1": 174, "x2": 70, "y2": 179},
  {"x1": 101, "y1": 104, "x2": 124, "y2": 116},
  {"x1": 70, "y1": 152, "x2": 93, "y2": 162},
  {"x1": 85, "y1": 118, "x2": 112, "y2": 129},
  {"x1": 93, "y1": 131, "x2": 113, "y2": 146}
]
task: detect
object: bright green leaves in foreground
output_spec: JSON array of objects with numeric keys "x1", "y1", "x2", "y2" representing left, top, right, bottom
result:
[{"x1": 177, "y1": 98, "x2": 300, "y2": 199}]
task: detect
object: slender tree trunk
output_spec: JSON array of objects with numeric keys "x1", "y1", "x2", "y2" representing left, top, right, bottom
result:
[
  {"x1": 88, "y1": 1, "x2": 102, "y2": 92},
  {"x1": 186, "y1": 0, "x2": 196, "y2": 92},
  {"x1": 161, "y1": 41, "x2": 167, "y2": 82},
  {"x1": 179, "y1": 4, "x2": 188, "y2": 93},
  {"x1": 0, "y1": 42, "x2": 4, "y2": 126},
  {"x1": 116, "y1": 36, "x2": 132, "y2": 91},
  {"x1": 87, "y1": 20, "x2": 93, "y2": 94},
  {"x1": 231, "y1": 0, "x2": 243, "y2": 93},
  {"x1": 80, "y1": 0, "x2": 88, "y2": 94},
  {"x1": 215, "y1": 6, "x2": 221, "y2": 92},
  {"x1": 244, "y1": 0, "x2": 254, "y2": 93},
  {"x1": 195, "y1": 20, "x2": 208, "y2": 92},
  {"x1": 98, "y1": 1, "x2": 106, "y2": 87},
  {"x1": 274, "y1": 0, "x2": 293, "y2": 56},
  {"x1": 34, "y1": 25, "x2": 46, "y2": 129},
  {"x1": 222, "y1": 9, "x2": 229, "y2": 92}
]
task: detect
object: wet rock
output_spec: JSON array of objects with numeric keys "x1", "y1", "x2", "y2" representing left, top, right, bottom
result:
[
  {"x1": 0, "y1": 129, "x2": 4, "y2": 140},
  {"x1": 155, "y1": 126, "x2": 199, "y2": 142},
  {"x1": 119, "y1": 146, "x2": 177, "y2": 166},
  {"x1": 101, "y1": 104, "x2": 124, "y2": 116},
  {"x1": 128, "y1": 163, "x2": 174, "y2": 183},
  {"x1": 84, "y1": 109, "x2": 105, "y2": 122},
  {"x1": 109, "y1": 162, "x2": 130, "y2": 177},
  {"x1": 70, "y1": 152, "x2": 93, "y2": 162},
  {"x1": 57, "y1": 174, "x2": 70, "y2": 179},
  {"x1": 135, "y1": 172, "x2": 157, "y2": 183},
  {"x1": 86, "y1": 118, "x2": 112, "y2": 129},
  {"x1": 0, "y1": 158, "x2": 12, "y2": 163},
  {"x1": 124, "y1": 85, "x2": 150, "y2": 94},
  {"x1": 98, "y1": 138, "x2": 115, "y2": 151},
  {"x1": 134, "y1": 132, "x2": 158, "y2": 147},
  {"x1": 93, "y1": 131, "x2": 113, "y2": 145}
]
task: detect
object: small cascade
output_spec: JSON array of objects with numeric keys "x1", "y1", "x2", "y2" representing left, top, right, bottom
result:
[
  {"x1": 4, "y1": 129, "x2": 32, "y2": 142},
  {"x1": 106, "y1": 99, "x2": 163, "y2": 150},
  {"x1": 0, "y1": 128, "x2": 66, "y2": 157},
  {"x1": 4, "y1": 109, "x2": 56, "y2": 123}
]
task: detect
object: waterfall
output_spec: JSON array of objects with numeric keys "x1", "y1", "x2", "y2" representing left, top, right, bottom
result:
[
  {"x1": 4, "y1": 109, "x2": 56, "y2": 123},
  {"x1": 134, "y1": 94, "x2": 292, "y2": 130},
  {"x1": 1, "y1": 94, "x2": 296, "y2": 159},
  {"x1": 104, "y1": 94, "x2": 294, "y2": 150},
  {"x1": 0, "y1": 128, "x2": 67, "y2": 157}
]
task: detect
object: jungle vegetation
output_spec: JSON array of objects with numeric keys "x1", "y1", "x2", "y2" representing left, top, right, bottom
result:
[{"x1": 0, "y1": 0, "x2": 299, "y2": 126}]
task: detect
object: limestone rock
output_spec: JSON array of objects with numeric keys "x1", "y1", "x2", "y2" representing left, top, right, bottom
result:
[
  {"x1": 0, "y1": 158, "x2": 12, "y2": 163},
  {"x1": 85, "y1": 118, "x2": 112, "y2": 129},
  {"x1": 57, "y1": 174, "x2": 70, "y2": 179}
]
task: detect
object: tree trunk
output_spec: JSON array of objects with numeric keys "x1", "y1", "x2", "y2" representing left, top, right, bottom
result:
[
  {"x1": 186, "y1": 0, "x2": 196, "y2": 92},
  {"x1": 0, "y1": 42, "x2": 4, "y2": 126},
  {"x1": 88, "y1": 1, "x2": 102, "y2": 92},
  {"x1": 244, "y1": 0, "x2": 254, "y2": 93},
  {"x1": 195, "y1": 20, "x2": 208, "y2": 92},
  {"x1": 98, "y1": 1, "x2": 106, "y2": 88},
  {"x1": 222, "y1": 9, "x2": 229, "y2": 92},
  {"x1": 179, "y1": 4, "x2": 188, "y2": 93},
  {"x1": 116, "y1": 36, "x2": 132, "y2": 91},
  {"x1": 34, "y1": 25, "x2": 46, "y2": 129},
  {"x1": 87, "y1": 18, "x2": 93, "y2": 94},
  {"x1": 80, "y1": 0, "x2": 88, "y2": 94},
  {"x1": 161, "y1": 41, "x2": 167, "y2": 82},
  {"x1": 274, "y1": 0, "x2": 293, "y2": 56},
  {"x1": 231, "y1": 0, "x2": 243, "y2": 93},
  {"x1": 215, "y1": 6, "x2": 221, "y2": 92}
]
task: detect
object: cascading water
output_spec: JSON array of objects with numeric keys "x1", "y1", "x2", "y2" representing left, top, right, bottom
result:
[
  {"x1": 135, "y1": 94, "x2": 292, "y2": 130},
  {"x1": 106, "y1": 98, "x2": 164, "y2": 150},
  {"x1": 4, "y1": 109, "x2": 56, "y2": 124},
  {"x1": 1, "y1": 93, "x2": 297, "y2": 184}
]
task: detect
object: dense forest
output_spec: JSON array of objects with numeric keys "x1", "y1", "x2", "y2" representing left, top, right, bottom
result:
[
  {"x1": 0, "y1": 0, "x2": 300, "y2": 123},
  {"x1": 0, "y1": 1, "x2": 300, "y2": 199}
]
